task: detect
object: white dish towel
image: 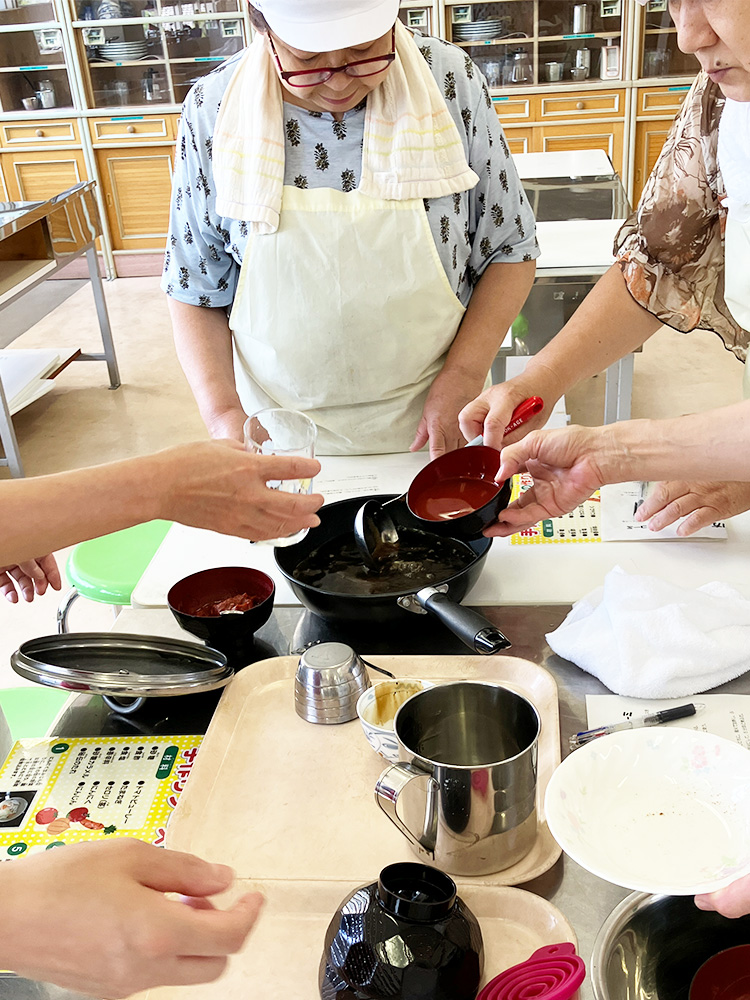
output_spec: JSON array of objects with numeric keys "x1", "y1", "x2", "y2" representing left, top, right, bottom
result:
[{"x1": 546, "y1": 566, "x2": 750, "y2": 698}]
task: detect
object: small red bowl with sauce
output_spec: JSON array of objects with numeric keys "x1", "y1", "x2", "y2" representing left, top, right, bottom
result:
[
  {"x1": 167, "y1": 566, "x2": 275, "y2": 666},
  {"x1": 406, "y1": 445, "x2": 511, "y2": 539}
]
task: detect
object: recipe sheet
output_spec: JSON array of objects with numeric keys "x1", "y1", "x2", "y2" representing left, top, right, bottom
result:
[
  {"x1": 0, "y1": 735, "x2": 202, "y2": 860},
  {"x1": 600, "y1": 482, "x2": 727, "y2": 541},
  {"x1": 510, "y1": 473, "x2": 601, "y2": 545},
  {"x1": 585, "y1": 695, "x2": 750, "y2": 750}
]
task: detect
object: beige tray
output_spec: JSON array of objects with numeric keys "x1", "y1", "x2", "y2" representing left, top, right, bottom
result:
[
  {"x1": 138, "y1": 655, "x2": 566, "y2": 1000},
  {"x1": 138, "y1": 880, "x2": 576, "y2": 1000},
  {"x1": 166, "y1": 654, "x2": 561, "y2": 884}
]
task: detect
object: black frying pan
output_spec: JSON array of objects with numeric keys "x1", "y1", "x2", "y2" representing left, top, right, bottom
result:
[{"x1": 275, "y1": 495, "x2": 511, "y2": 655}]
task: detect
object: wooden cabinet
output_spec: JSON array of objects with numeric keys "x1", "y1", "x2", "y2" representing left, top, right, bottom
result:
[
  {"x1": 497, "y1": 88, "x2": 627, "y2": 176},
  {"x1": 1, "y1": 147, "x2": 90, "y2": 252},
  {"x1": 2, "y1": 147, "x2": 87, "y2": 203},
  {"x1": 537, "y1": 120, "x2": 624, "y2": 164},
  {"x1": 632, "y1": 83, "x2": 691, "y2": 204},
  {"x1": 94, "y1": 144, "x2": 173, "y2": 251}
]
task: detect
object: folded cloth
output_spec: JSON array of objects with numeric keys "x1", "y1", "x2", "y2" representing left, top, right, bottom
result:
[
  {"x1": 546, "y1": 565, "x2": 750, "y2": 699},
  {"x1": 213, "y1": 19, "x2": 479, "y2": 229}
]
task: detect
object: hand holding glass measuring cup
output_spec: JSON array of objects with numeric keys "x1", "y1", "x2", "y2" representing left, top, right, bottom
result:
[{"x1": 244, "y1": 408, "x2": 319, "y2": 546}]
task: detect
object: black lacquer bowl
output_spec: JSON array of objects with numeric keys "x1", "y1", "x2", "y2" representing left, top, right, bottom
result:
[{"x1": 319, "y1": 862, "x2": 484, "y2": 1000}]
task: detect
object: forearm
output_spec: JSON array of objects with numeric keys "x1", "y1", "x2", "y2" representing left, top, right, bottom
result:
[
  {"x1": 443, "y1": 260, "x2": 536, "y2": 381},
  {"x1": 0, "y1": 455, "x2": 167, "y2": 565},
  {"x1": 168, "y1": 298, "x2": 244, "y2": 438},
  {"x1": 595, "y1": 402, "x2": 750, "y2": 484},
  {"x1": 523, "y1": 264, "x2": 663, "y2": 401}
]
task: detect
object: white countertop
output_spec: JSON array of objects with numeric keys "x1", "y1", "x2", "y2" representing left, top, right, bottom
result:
[
  {"x1": 513, "y1": 150, "x2": 615, "y2": 180},
  {"x1": 132, "y1": 453, "x2": 750, "y2": 610}
]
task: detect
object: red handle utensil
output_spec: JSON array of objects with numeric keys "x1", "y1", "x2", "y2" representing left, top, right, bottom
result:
[{"x1": 503, "y1": 396, "x2": 544, "y2": 437}]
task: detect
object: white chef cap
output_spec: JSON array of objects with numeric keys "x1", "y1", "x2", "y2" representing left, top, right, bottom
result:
[{"x1": 252, "y1": 0, "x2": 400, "y2": 52}]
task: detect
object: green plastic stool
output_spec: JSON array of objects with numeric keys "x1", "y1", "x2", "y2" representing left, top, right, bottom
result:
[
  {"x1": 0, "y1": 687, "x2": 69, "y2": 742},
  {"x1": 56, "y1": 520, "x2": 171, "y2": 633}
]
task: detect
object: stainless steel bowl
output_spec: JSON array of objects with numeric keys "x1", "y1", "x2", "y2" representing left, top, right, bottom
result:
[
  {"x1": 592, "y1": 891, "x2": 750, "y2": 1000},
  {"x1": 294, "y1": 642, "x2": 371, "y2": 724}
]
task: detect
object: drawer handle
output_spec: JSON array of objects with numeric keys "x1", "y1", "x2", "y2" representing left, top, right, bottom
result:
[
  {"x1": 126, "y1": 125, "x2": 136, "y2": 133},
  {"x1": 35, "y1": 128, "x2": 44, "y2": 137},
  {"x1": 575, "y1": 101, "x2": 585, "y2": 110}
]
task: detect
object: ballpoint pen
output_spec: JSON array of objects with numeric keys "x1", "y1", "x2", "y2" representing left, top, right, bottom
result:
[
  {"x1": 569, "y1": 702, "x2": 703, "y2": 750},
  {"x1": 633, "y1": 480, "x2": 650, "y2": 517}
]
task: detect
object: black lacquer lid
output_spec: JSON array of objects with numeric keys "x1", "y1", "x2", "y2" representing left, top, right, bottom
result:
[{"x1": 377, "y1": 862, "x2": 457, "y2": 922}]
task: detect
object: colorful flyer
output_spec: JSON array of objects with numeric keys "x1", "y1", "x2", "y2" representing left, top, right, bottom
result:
[
  {"x1": 0, "y1": 735, "x2": 202, "y2": 861},
  {"x1": 509, "y1": 472, "x2": 602, "y2": 545}
]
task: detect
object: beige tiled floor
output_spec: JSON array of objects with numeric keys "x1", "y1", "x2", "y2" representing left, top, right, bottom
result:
[{"x1": 0, "y1": 276, "x2": 744, "y2": 687}]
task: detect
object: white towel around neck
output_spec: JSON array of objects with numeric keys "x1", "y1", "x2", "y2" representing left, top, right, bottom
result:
[{"x1": 212, "y1": 20, "x2": 479, "y2": 230}]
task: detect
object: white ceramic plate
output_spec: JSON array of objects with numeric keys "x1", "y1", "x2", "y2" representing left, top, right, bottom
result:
[{"x1": 545, "y1": 728, "x2": 750, "y2": 894}]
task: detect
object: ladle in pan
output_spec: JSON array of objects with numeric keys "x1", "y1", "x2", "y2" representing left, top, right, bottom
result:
[{"x1": 354, "y1": 397, "x2": 543, "y2": 570}]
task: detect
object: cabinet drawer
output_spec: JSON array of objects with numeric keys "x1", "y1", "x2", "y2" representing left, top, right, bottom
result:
[
  {"x1": 492, "y1": 96, "x2": 533, "y2": 124},
  {"x1": 637, "y1": 85, "x2": 691, "y2": 117},
  {"x1": 503, "y1": 127, "x2": 533, "y2": 155},
  {"x1": 538, "y1": 90, "x2": 625, "y2": 119},
  {"x1": 88, "y1": 116, "x2": 173, "y2": 143},
  {"x1": 0, "y1": 119, "x2": 80, "y2": 147}
]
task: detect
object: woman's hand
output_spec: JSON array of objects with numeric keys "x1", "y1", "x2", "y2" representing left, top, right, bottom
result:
[
  {"x1": 156, "y1": 439, "x2": 324, "y2": 541},
  {"x1": 410, "y1": 368, "x2": 486, "y2": 458},
  {"x1": 207, "y1": 406, "x2": 248, "y2": 444},
  {"x1": 459, "y1": 373, "x2": 560, "y2": 452},
  {"x1": 635, "y1": 481, "x2": 750, "y2": 535},
  {"x1": 0, "y1": 839, "x2": 263, "y2": 998},
  {"x1": 0, "y1": 555, "x2": 61, "y2": 603},
  {"x1": 695, "y1": 873, "x2": 750, "y2": 919},
  {"x1": 486, "y1": 425, "x2": 608, "y2": 536}
]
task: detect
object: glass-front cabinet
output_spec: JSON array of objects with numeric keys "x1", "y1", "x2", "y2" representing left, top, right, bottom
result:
[
  {"x1": 69, "y1": 0, "x2": 248, "y2": 109},
  {"x1": 443, "y1": 0, "x2": 628, "y2": 90},
  {"x1": 636, "y1": 0, "x2": 698, "y2": 80},
  {"x1": 0, "y1": 0, "x2": 76, "y2": 112},
  {"x1": 398, "y1": 1, "x2": 441, "y2": 38}
]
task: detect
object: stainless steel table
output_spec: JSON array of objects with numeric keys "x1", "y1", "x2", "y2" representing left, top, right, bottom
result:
[{"x1": 0, "y1": 181, "x2": 120, "y2": 478}]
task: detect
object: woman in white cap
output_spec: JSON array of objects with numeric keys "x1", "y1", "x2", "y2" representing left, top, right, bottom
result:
[
  {"x1": 461, "y1": 0, "x2": 750, "y2": 535},
  {"x1": 162, "y1": 0, "x2": 537, "y2": 458}
]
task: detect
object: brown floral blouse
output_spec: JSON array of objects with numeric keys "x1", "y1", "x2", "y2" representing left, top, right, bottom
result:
[{"x1": 615, "y1": 72, "x2": 748, "y2": 361}]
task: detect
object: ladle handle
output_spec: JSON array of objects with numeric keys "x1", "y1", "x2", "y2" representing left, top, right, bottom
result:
[
  {"x1": 504, "y1": 396, "x2": 544, "y2": 436},
  {"x1": 416, "y1": 588, "x2": 511, "y2": 654}
]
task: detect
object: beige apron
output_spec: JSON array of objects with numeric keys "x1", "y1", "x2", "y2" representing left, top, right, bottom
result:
[{"x1": 228, "y1": 186, "x2": 465, "y2": 455}]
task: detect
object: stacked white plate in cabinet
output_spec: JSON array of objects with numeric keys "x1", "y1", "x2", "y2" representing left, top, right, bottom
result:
[
  {"x1": 453, "y1": 19, "x2": 509, "y2": 42},
  {"x1": 100, "y1": 40, "x2": 148, "y2": 59}
]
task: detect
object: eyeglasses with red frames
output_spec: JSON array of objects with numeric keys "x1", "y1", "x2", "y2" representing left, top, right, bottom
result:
[{"x1": 268, "y1": 25, "x2": 396, "y2": 88}]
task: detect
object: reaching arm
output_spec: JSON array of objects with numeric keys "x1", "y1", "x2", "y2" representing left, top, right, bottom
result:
[
  {"x1": 0, "y1": 840, "x2": 263, "y2": 998},
  {"x1": 169, "y1": 299, "x2": 247, "y2": 442},
  {"x1": 411, "y1": 259, "x2": 536, "y2": 458},
  {"x1": 459, "y1": 264, "x2": 663, "y2": 450},
  {"x1": 0, "y1": 440, "x2": 322, "y2": 568},
  {"x1": 489, "y1": 402, "x2": 750, "y2": 535}
]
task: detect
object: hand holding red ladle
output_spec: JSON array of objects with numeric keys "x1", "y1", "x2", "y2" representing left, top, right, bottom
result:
[{"x1": 354, "y1": 397, "x2": 544, "y2": 569}]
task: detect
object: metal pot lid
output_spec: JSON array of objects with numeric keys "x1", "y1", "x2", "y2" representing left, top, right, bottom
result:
[{"x1": 11, "y1": 632, "x2": 233, "y2": 698}]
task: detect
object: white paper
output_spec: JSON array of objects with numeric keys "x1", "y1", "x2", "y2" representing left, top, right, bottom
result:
[
  {"x1": 585, "y1": 694, "x2": 750, "y2": 750},
  {"x1": 600, "y1": 481, "x2": 728, "y2": 541}
]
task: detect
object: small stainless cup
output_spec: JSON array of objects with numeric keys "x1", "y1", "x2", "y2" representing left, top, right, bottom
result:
[{"x1": 294, "y1": 642, "x2": 371, "y2": 725}]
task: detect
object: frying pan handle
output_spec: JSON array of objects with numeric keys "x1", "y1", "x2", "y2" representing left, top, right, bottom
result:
[{"x1": 415, "y1": 588, "x2": 511, "y2": 654}]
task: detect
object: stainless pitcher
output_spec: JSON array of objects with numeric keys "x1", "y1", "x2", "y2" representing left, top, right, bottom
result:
[{"x1": 375, "y1": 681, "x2": 540, "y2": 876}]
